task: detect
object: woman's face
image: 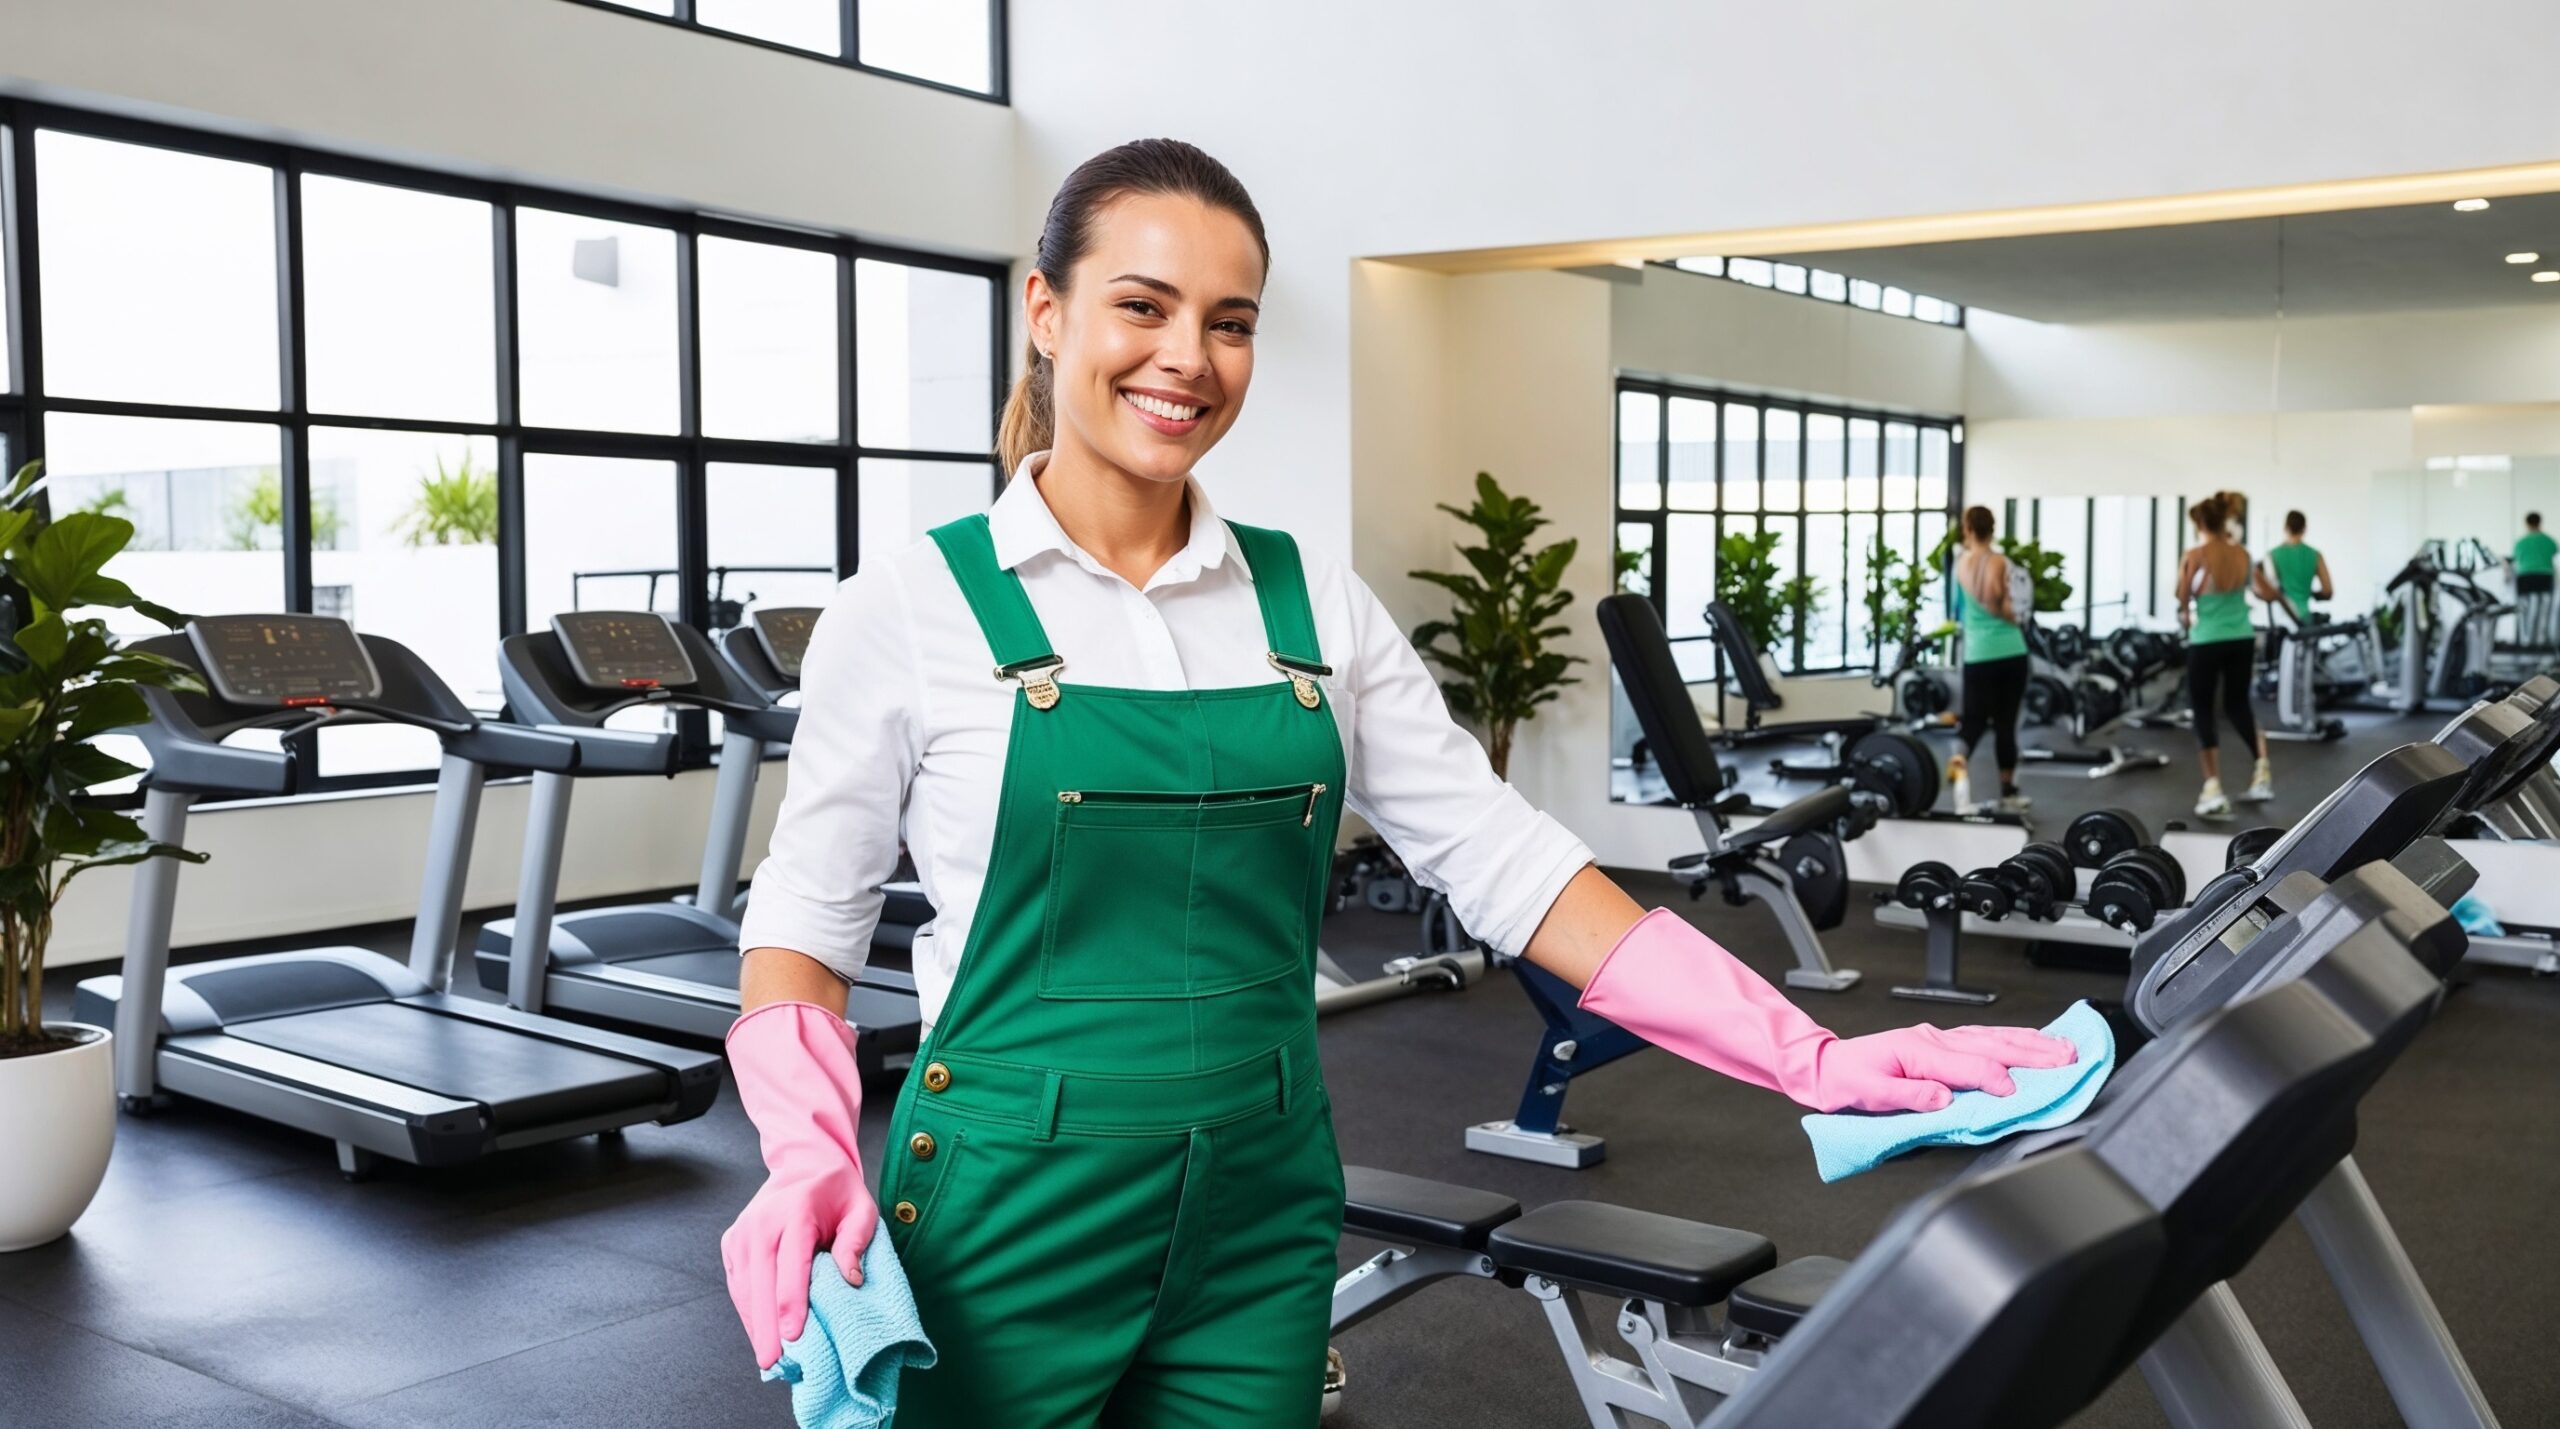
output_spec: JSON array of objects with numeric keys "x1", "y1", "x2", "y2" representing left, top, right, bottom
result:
[{"x1": 1027, "y1": 192, "x2": 1263, "y2": 487}]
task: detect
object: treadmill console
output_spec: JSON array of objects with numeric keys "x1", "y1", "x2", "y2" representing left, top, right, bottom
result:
[
  {"x1": 551, "y1": 611, "x2": 698, "y2": 690},
  {"x1": 749, "y1": 606, "x2": 820, "y2": 684},
  {"x1": 186, "y1": 615, "x2": 382, "y2": 706}
]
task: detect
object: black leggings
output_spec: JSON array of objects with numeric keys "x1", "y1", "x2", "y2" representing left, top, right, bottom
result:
[
  {"x1": 1958, "y1": 654, "x2": 2029, "y2": 772},
  {"x1": 2187, "y1": 638, "x2": 2259, "y2": 753}
]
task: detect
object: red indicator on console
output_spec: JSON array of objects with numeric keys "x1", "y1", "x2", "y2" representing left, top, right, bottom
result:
[{"x1": 283, "y1": 696, "x2": 333, "y2": 707}]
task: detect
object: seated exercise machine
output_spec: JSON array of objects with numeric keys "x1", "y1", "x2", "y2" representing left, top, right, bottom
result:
[
  {"x1": 472, "y1": 610, "x2": 924, "y2": 1083},
  {"x1": 75, "y1": 615, "x2": 722, "y2": 1179},
  {"x1": 2258, "y1": 589, "x2": 2356, "y2": 741},
  {"x1": 1314, "y1": 835, "x2": 1493, "y2": 1015},
  {"x1": 1695, "y1": 599, "x2": 1946, "y2": 819},
  {"x1": 1462, "y1": 594, "x2": 1878, "y2": 1168},
  {"x1": 2011, "y1": 618, "x2": 2173, "y2": 780},
  {"x1": 1327, "y1": 831, "x2": 2466, "y2": 1428}
]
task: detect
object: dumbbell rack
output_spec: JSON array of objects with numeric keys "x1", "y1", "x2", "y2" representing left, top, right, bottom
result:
[{"x1": 1880, "y1": 833, "x2": 2190, "y2": 1002}]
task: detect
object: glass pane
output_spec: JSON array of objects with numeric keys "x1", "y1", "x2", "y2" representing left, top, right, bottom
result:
[
  {"x1": 0, "y1": 124, "x2": 9, "y2": 394},
  {"x1": 1941, "y1": 304, "x2": 1965, "y2": 327},
  {"x1": 859, "y1": 0, "x2": 996, "y2": 92},
  {"x1": 515, "y1": 208, "x2": 679, "y2": 434},
  {"x1": 2088, "y1": 496, "x2": 2128, "y2": 636},
  {"x1": 1849, "y1": 279, "x2": 1882, "y2": 310},
  {"x1": 856, "y1": 259, "x2": 994, "y2": 454},
  {"x1": 1670, "y1": 638, "x2": 1718, "y2": 686},
  {"x1": 1919, "y1": 426, "x2": 1951, "y2": 509},
  {"x1": 1614, "y1": 521, "x2": 1654, "y2": 598},
  {"x1": 708, "y1": 462, "x2": 839, "y2": 633},
  {"x1": 1727, "y1": 258, "x2": 1775, "y2": 288},
  {"x1": 700, "y1": 237, "x2": 840, "y2": 443},
  {"x1": 1882, "y1": 285, "x2": 1915, "y2": 318},
  {"x1": 37, "y1": 131, "x2": 278, "y2": 409},
  {"x1": 1616, "y1": 390, "x2": 1660, "y2": 511},
  {"x1": 1722, "y1": 403, "x2": 1759, "y2": 514},
  {"x1": 1762, "y1": 514, "x2": 1803, "y2": 671},
  {"x1": 1665, "y1": 513, "x2": 1716, "y2": 641},
  {"x1": 1882, "y1": 421, "x2": 1918, "y2": 508},
  {"x1": 43, "y1": 413, "x2": 284, "y2": 637},
  {"x1": 2034, "y1": 499, "x2": 2086, "y2": 623},
  {"x1": 1763, "y1": 408, "x2": 1800, "y2": 512},
  {"x1": 1804, "y1": 413, "x2": 1845, "y2": 512},
  {"x1": 1847, "y1": 512, "x2": 1879, "y2": 659},
  {"x1": 302, "y1": 176, "x2": 496, "y2": 423},
  {"x1": 1918, "y1": 511, "x2": 1950, "y2": 615},
  {"x1": 698, "y1": 0, "x2": 841, "y2": 54},
  {"x1": 1846, "y1": 418, "x2": 1880, "y2": 510},
  {"x1": 1809, "y1": 269, "x2": 1847, "y2": 303},
  {"x1": 308, "y1": 427, "x2": 500, "y2": 714},
  {"x1": 1665, "y1": 396, "x2": 1715, "y2": 511},
  {"x1": 858, "y1": 458, "x2": 995, "y2": 572},
  {"x1": 1673, "y1": 256, "x2": 1724, "y2": 277},
  {"x1": 1912, "y1": 295, "x2": 1947, "y2": 324},
  {"x1": 1773, "y1": 263, "x2": 1808, "y2": 296},
  {"x1": 524, "y1": 453, "x2": 679, "y2": 633},
  {"x1": 1804, "y1": 513, "x2": 1846, "y2": 669}
]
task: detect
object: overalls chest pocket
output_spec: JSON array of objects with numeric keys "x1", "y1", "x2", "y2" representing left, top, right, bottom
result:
[{"x1": 1038, "y1": 781, "x2": 1327, "y2": 1000}]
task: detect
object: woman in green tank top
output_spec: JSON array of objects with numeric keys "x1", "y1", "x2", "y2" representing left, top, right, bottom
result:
[
  {"x1": 1948, "y1": 506, "x2": 2031, "y2": 812},
  {"x1": 2260, "y1": 509, "x2": 2332, "y2": 625},
  {"x1": 2179, "y1": 494, "x2": 2280, "y2": 819}
]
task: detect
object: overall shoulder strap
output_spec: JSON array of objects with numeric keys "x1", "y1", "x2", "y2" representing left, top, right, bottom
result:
[
  {"x1": 1224, "y1": 521, "x2": 1325, "y2": 667},
  {"x1": 927, "y1": 515, "x2": 1058, "y2": 672}
]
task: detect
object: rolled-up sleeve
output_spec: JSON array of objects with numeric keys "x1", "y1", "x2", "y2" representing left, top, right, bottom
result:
[
  {"x1": 734, "y1": 566, "x2": 920, "y2": 981},
  {"x1": 1339, "y1": 574, "x2": 1594, "y2": 957}
]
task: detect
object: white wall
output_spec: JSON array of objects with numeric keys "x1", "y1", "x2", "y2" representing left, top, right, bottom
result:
[{"x1": 1611, "y1": 268, "x2": 1967, "y2": 417}]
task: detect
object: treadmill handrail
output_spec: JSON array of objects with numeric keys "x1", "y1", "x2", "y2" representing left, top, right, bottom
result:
[
  {"x1": 530, "y1": 721, "x2": 680, "y2": 776},
  {"x1": 499, "y1": 622, "x2": 794, "y2": 737}
]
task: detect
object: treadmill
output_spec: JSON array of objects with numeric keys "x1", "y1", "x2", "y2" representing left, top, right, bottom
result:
[
  {"x1": 473, "y1": 609, "x2": 923, "y2": 1081},
  {"x1": 73, "y1": 615, "x2": 722, "y2": 1180}
]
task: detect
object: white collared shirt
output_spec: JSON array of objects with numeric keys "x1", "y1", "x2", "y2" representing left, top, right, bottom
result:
[{"x1": 736, "y1": 453, "x2": 1595, "y2": 1030}]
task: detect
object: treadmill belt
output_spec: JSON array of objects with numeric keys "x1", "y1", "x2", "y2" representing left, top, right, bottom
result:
[{"x1": 228, "y1": 1002, "x2": 665, "y2": 1131}]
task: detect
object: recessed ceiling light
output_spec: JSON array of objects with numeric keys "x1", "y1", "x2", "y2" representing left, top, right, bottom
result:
[
  {"x1": 2506, "y1": 252, "x2": 2542, "y2": 264},
  {"x1": 2454, "y1": 198, "x2": 2492, "y2": 212},
  {"x1": 2535, "y1": 271, "x2": 2560, "y2": 283}
]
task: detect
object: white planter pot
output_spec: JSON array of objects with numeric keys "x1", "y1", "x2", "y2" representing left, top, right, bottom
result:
[{"x1": 0, "y1": 1023, "x2": 115, "y2": 1251}]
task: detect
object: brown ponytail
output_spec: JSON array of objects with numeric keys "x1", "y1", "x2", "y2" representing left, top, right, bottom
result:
[{"x1": 997, "y1": 139, "x2": 1271, "y2": 476}]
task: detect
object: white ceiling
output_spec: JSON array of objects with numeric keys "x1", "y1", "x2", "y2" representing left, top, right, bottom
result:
[{"x1": 1767, "y1": 193, "x2": 2560, "y2": 324}]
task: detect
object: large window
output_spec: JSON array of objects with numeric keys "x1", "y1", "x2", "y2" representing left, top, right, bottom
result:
[
  {"x1": 0, "y1": 104, "x2": 1005, "y2": 789},
  {"x1": 1613, "y1": 380, "x2": 1962, "y2": 680},
  {"x1": 2003, "y1": 495, "x2": 2193, "y2": 638},
  {"x1": 1660, "y1": 257, "x2": 1965, "y2": 326},
  {"x1": 565, "y1": 0, "x2": 1006, "y2": 99}
]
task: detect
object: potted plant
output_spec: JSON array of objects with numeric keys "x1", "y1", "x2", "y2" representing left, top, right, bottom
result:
[
  {"x1": 0, "y1": 459, "x2": 204, "y2": 1251},
  {"x1": 1712, "y1": 528, "x2": 1824, "y2": 660},
  {"x1": 394, "y1": 452, "x2": 500, "y2": 547},
  {"x1": 1408, "y1": 472, "x2": 1586, "y2": 780}
]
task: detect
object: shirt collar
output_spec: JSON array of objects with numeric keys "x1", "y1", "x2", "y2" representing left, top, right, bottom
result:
[{"x1": 988, "y1": 451, "x2": 1252, "y2": 587}]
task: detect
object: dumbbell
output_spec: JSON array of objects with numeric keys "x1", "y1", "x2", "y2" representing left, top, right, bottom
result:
[
  {"x1": 2086, "y1": 846, "x2": 2189, "y2": 933},
  {"x1": 1957, "y1": 865, "x2": 2024, "y2": 921},
  {"x1": 2065, "y1": 807, "x2": 2152, "y2": 869},
  {"x1": 1833, "y1": 791, "x2": 1886, "y2": 842},
  {"x1": 1891, "y1": 861, "x2": 1962, "y2": 913},
  {"x1": 1999, "y1": 842, "x2": 2079, "y2": 922}
]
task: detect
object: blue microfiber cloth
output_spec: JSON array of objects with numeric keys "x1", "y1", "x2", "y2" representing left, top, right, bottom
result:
[
  {"x1": 1799, "y1": 1000, "x2": 2116, "y2": 1184},
  {"x1": 2451, "y1": 892, "x2": 2505, "y2": 937},
  {"x1": 760, "y1": 1233, "x2": 936, "y2": 1429}
]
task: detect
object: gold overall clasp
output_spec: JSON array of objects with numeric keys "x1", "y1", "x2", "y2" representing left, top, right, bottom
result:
[
  {"x1": 997, "y1": 656, "x2": 1067, "y2": 711},
  {"x1": 1267, "y1": 652, "x2": 1331, "y2": 710}
]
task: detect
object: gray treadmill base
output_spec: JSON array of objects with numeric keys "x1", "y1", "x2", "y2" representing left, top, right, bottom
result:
[
  {"x1": 1467, "y1": 1120, "x2": 1605, "y2": 1167},
  {"x1": 1784, "y1": 967, "x2": 1862, "y2": 992}
]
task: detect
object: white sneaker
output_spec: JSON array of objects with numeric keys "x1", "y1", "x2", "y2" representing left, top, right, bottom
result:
[
  {"x1": 2195, "y1": 779, "x2": 2233, "y2": 821},
  {"x1": 2239, "y1": 760, "x2": 2275, "y2": 803},
  {"x1": 1996, "y1": 791, "x2": 2034, "y2": 814}
]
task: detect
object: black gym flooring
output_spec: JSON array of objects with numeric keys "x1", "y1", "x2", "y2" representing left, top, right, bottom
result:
[{"x1": 12, "y1": 870, "x2": 2558, "y2": 1428}]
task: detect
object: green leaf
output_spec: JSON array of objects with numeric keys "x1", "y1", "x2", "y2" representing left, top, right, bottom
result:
[
  {"x1": 91, "y1": 652, "x2": 207, "y2": 692},
  {"x1": 0, "y1": 703, "x2": 41, "y2": 747},
  {"x1": 59, "y1": 839, "x2": 208, "y2": 892},
  {"x1": 62, "y1": 683, "x2": 150, "y2": 742},
  {"x1": 53, "y1": 744, "x2": 143, "y2": 794},
  {"x1": 12, "y1": 614, "x2": 67, "y2": 673},
  {"x1": 20, "y1": 513, "x2": 136, "y2": 614}
]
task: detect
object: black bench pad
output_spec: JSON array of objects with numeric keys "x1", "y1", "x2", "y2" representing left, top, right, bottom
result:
[
  {"x1": 1488, "y1": 1201, "x2": 1776, "y2": 1307},
  {"x1": 1728, "y1": 1255, "x2": 1849, "y2": 1338},
  {"x1": 1723, "y1": 785, "x2": 1850, "y2": 851},
  {"x1": 1342, "y1": 1167, "x2": 1522, "y2": 1250}
]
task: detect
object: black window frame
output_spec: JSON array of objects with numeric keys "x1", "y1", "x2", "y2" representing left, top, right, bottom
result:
[
  {"x1": 554, "y1": 0, "x2": 1010, "y2": 103},
  {"x1": 1612, "y1": 376, "x2": 1964, "y2": 679},
  {"x1": 0, "y1": 99, "x2": 1008, "y2": 797}
]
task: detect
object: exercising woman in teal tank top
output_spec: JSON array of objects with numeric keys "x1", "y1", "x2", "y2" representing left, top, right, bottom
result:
[
  {"x1": 2178, "y1": 494, "x2": 2279, "y2": 819},
  {"x1": 1949, "y1": 505, "x2": 2031, "y2": 813}
]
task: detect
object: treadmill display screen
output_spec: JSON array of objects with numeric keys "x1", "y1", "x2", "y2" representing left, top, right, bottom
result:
[
  {"x1": 750, "y1": 607, "x2": 820, "y2": 683},
  {"x1": 186, "y1": 615, "x2": 382, "y2": 706},
  {"x1": 551, "y1": 612, "x2": 697, "y2": 690}
]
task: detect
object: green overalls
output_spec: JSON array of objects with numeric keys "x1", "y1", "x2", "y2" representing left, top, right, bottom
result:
[{"x1": 880, "y1": 512, "x2": 1349, "y2": 1428}]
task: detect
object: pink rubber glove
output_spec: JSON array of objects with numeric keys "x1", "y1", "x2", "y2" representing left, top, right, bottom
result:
[
  {"x1": 720, "y1": 1001, "x2": 879, "y2": 1370},
  {"x1": 1579, "y1": 908, "x2": 2077, "y2": 1114}
]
